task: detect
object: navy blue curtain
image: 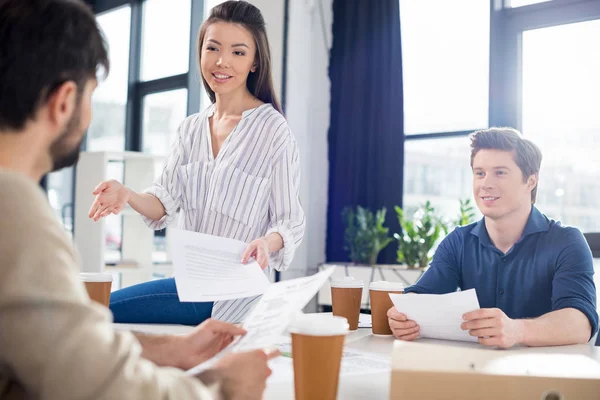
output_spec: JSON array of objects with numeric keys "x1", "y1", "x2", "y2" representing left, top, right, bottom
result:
[{"x1": 326, "y1": 0, "x2": 404, "y2": 264}]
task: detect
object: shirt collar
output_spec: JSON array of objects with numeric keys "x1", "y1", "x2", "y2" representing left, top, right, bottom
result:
[{"x1": 470, "y1": 205, "x2": 550, "y2": 247}]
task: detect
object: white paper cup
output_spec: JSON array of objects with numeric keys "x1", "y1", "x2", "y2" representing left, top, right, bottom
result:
[
  {"x1": 289, "y1": 314, "x2": 349, "y2": 400},
  {"x1": 79, "y1": 273, "x2": 113, "y2": 307},
  {"x1": 369, "y1": 281, "x2": 404, "y2": 335}
]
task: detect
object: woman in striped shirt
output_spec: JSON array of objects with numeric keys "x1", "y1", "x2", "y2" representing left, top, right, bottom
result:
[{"x1": 88, "y1": 1, "x2": 305, "y2": 325}]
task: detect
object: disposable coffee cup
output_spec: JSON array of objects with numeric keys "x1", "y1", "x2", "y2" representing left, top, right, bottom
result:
[
  {"x1": 289, "y1": 314, "x2": 349, "y2": 400},
  {"x1": 330, "y1": 277, "x2": 364, "y2": 330},
  {"x1": 80, "y1": 273, "x2": 113, "y2": 307},
  {"x1": 369, "y1": 281, "x2": 404, "y2": 335}
]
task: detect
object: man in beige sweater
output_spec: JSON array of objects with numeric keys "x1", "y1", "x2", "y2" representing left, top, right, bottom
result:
[{"x1": 0, "y1": 0, "x2": 276, "y2": 399}]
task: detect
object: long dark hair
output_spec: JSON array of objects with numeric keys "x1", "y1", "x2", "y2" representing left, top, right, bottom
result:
[{"x1": 198, "y1": 0, "x2": 282, "y2": 113}]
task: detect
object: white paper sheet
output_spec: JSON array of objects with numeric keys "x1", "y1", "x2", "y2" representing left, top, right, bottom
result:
[
  {"x1": 228, "y1": 267, "x2": 337, "y2": 352},
  {"x1": 171, "y1": 229, "x2": 270, "y2": 302},
  {"x1": 389, "y1": 289, "x2": 480, "y2": 342},
  {"x1": 186, "y1": 267, "x2": 337, "y2": 375},
  {"x1": 269, "y1": 343, "x2": 390, "y2": 382}
]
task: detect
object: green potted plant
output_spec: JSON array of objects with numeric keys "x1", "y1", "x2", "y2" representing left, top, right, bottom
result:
[
  {"x1": 454, "y1": 198, "x2": 476, "y2": 227},
  {"x1": 394, "y1": 201, "x2": 445, "y2": 269},
  {"x1": 342, "y1": 206, "x2": 393, "y2": 265}
]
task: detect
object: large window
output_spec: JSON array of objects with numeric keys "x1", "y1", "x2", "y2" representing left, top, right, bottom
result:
[
  {"x1": 141, "y1": 0, "x2": 191, "y2": 81},
  {"x1": 401, "y1": 0, "x2": 600, "y2": 236},
  {"x1": 87, "y1": 5, "x2": 131, "y2": 152},
  {"x1": 400, "y1": 0, "x2": 490, "y2": 135},
  {"x1": 403, "y1": 137, "x2": 481, "y2": 224},
  {"x1": 522, "y1": 19, "x2": 600, "y2": 231},
  {"x1": 400, "y1": 0, "x2": 490, "y2": 224}
]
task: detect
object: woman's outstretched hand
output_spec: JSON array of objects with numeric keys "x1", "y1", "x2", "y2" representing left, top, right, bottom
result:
[{"x1": 88, "y1": 179, "x2": 130, "y2": 221}]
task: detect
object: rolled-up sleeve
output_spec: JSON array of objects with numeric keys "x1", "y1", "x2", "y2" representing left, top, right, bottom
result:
[
  {"x1": 143, "y1": 122, "x2": 188, "y2": 230},
  {"x1": 266, "y1": 137, "x2": 305, "y2": 271},
  {"x1": 552, "y1": 228, "x2": 598, "y2": 340}
]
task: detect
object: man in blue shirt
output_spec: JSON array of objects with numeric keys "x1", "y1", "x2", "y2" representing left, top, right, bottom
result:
[{"x1": 388, "y1": 128, "x2": 598, "y2": 348}]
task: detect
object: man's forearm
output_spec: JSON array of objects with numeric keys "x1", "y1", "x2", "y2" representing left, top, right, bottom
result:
[
  {"x1": 128, "y1": 190, "x2": 167, "y2": 221},
  {"x1": 520, "y1": 308, "x2": 592, "y2": 347},
  {"x1": 135, "y1": 332, "x2": 182, "y2": 368}
]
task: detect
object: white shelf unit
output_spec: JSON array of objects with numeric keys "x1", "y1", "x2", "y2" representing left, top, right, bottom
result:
[{"x1": 74, "y1": 151, "x2": 164, "y2": 287}]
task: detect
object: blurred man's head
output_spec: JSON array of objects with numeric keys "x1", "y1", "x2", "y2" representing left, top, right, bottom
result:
[{"x1": 0, "y1": 0, "x2": 108, "y2": 173}]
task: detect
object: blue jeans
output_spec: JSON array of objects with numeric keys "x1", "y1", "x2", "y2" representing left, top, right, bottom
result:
[{"x1": 110, "y1": 278, "x2": 213, "y2": 326}]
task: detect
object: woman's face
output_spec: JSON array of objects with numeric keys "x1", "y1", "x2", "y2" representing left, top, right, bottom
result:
[{"x1": 200, "y1": 21, "x2": 257, "y2": 98}]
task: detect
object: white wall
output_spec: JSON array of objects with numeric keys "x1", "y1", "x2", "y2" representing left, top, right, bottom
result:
[
  {"x1": 282, "y1": 0, "x2": 333, "y2": 279},
  {"x1": 243, "y1": 0, "x2": 284, "y2": 100}
]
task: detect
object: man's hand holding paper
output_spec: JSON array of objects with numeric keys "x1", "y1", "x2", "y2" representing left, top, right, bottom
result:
[
  {"x1": 388, "y1": 289, "x2": 480, "y2": 343},
  {"x1": 461, "y1": 307, "x2": 524, "y2": 348}
]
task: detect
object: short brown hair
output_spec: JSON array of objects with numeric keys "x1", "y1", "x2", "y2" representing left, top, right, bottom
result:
[
  {"x1": 469, "y1": 127, "x2": 542, "y2": 203},
  {"x1": 0, "y1": 0, "x2": 109, "y2": 131}
]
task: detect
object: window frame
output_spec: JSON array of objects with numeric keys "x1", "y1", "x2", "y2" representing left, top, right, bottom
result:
[{"x1": 404, "y1": 0, "x2": 600, "y2": 193}]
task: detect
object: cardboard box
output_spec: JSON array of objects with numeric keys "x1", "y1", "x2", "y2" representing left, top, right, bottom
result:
[{"x1": 390, "y1": 340, "x2": 600, "y2": 399}]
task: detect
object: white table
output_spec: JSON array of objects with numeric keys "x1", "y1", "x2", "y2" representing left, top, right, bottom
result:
[{"x1": 114, "y1": 322, "x2": 600, "y2": 400}]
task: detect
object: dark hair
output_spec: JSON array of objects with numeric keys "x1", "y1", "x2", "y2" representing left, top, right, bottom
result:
[
  {"x1": 198, "y1": 0, "x2": 282, "y2": 113},
  {"x1": 0, "y1": 0, "x2": 109, "y2": 131},
  {"x1": 470, "y1": 127, "x2": 543, "y2": 203}
]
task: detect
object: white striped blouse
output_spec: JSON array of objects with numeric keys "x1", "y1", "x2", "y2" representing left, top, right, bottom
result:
[{"x1": 142, "y1": 103, "x2": 305, "y2": 323}]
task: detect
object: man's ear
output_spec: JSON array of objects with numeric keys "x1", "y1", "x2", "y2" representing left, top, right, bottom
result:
[
  {"x1": 527, "y1": 173, "x2": 538, "y2": 191},
  {"x1": 46, "y1": 81, "x2": 78, "y2": 129}
]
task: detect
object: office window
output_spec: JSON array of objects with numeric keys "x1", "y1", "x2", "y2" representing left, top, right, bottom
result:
[
  {"x1": 522, "y1": 20, "x2": 600, "y2": 232},
  {"x1": 87, "y1": 5, "x2": 131, "y2": 152},
  {"x1": 141, "y1": 0, "x2": 191, "y2": 81},
  {"x1": 46, "y1": 168, "x2": 75, "y2": 234},
  {"x1": 400, "y1": 0, "x2": 490, "y2": 135},
  {"x1": 403, "y1": 137, "x2": 479, "y2": 225},
  {"x1": 142, "y1": 88, "x2": 188, "y2": 262},
  {"x1": 142, "y1": 89, "x2": 188, "y2": 158}
]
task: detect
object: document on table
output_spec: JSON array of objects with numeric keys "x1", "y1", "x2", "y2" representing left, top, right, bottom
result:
[
  {"x1": 275, "y1": 343, "x2": 390, "y2": 377},
  {"x1": 389, "y1": 289, "x2": 480, "y2": 342},
  {"x1": 186, "y1": 267, "x2": 337, "y2": 376},
  {"x1": 172, "y1": 228, "x2": 270, "y2": 302}
]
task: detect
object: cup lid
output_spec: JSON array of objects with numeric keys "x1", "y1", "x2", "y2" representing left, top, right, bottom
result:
[
  {"x1": 330, "y1": 276, "x2": 364, "y2": 288},
  {"x1": 369, "y1": 280, "x2": 404, "y2": 291},
  {"x1": 288, "y1": 313, "x2": 349, "y2": 336},
  {"x1": 79, "y1": 272, "x2": 113, "y2": 283}
]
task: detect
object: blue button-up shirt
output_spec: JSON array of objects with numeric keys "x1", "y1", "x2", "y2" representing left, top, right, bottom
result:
[{"x1": 405, "y1": 206, "x2": 598, "y2": 339}]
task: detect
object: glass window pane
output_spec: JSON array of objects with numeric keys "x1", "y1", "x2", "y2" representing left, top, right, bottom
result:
[
  {"x1": 522, "y1": 20, "x2": 600, "y2": 232},
  {"x1": 142, "y1": 89, "x2": 188, "y2": 158},
  {"x1": 87, "y1": 6, "x2": 130, "y2": 152},
  {"x1": 400, "y1": 0, "x2": 490, "y2": 135},
  {"x1": 403, "y1": 137, "x2": 481, "y2": 225},
  {"x1": 104, "y1": 161, "x2": 124, "y2": 264},
  {"x1": 141, "y1": 0, "x2": 191, "y2": 81},
  {"x1": 142, "y1": 89, "x2": 188, "y2": 263},
  {"x1": 46, "y1": 167, "x2": 75, "y2": 235},
  {"x1": 507, "y1": 0, "x2": 551, "y2": 8}
]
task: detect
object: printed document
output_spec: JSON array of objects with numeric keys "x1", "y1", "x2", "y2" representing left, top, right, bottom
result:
[
  {"x1": 389, "y1": 289, "x2": 480, "y2": 342},
  {"x1": 172, "y1": 228, "x2": 270, "y2": 302},
  {"x1": 186, "y1": 267, "x2": 337, "y2": 375}
]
